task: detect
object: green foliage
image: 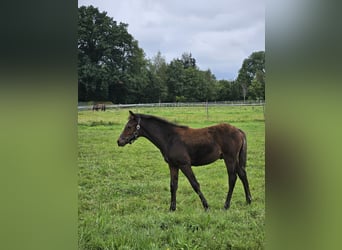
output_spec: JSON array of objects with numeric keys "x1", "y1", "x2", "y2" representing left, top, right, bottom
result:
[
  {"x1": 165, "y1": 58, "x2": 217, "y2": 102},
  {"x1": 181, "y1": 52, "x2": 197, "y2": 69},
  {"x1": 146, "y1": 51, "x2": 168, "y2": 102},
  {"x1": 248, "y1": 78, "x2": 265, "y2": 101},
  {"x1": 78, "y1": 106, "x2": 265, "y2": 249},
  {"x1": 78, "y1": 5, "x2": 147, "y2": 103},
  {"x1": 236, "y1": 51, "x2": 265, "y2": 101},
  {"x1": 215, "y1": 80, "x2": 242, "y2": 101}
]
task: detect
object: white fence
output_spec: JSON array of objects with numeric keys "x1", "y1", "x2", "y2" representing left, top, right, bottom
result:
[{"x1": 78, "y1": 100, "x2": 265, "y2": 111}]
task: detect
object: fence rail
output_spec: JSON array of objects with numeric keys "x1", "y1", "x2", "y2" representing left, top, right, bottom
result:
[{"x1": 78, "y1": 100, "x2": 265, "y2": 111}]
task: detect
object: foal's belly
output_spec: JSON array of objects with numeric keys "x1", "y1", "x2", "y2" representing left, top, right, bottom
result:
[{"x1": 190, "y1": 144, "x2": 222, "y2": 166}]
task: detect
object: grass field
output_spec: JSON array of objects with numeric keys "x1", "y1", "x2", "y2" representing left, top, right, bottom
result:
[{"x1": 78, "y1": 106, "x2": 265, "y2": 249}]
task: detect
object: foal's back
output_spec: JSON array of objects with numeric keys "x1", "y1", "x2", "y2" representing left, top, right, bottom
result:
[{"x1": 173, "y1": 123, "x2": 243, "y2": 166}]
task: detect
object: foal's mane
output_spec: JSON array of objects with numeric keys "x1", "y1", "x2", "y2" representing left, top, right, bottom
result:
[{"x1": 136, "y1": 113, "x2": 188, "y2": 129}]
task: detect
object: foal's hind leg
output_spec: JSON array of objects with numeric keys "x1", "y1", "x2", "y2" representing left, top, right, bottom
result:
[
  {"x1": 237, "y1": 167, "x2": 252, "y2": 204},
  {"x1": 224, "y1": 158, "x2": 238, "y2": 209},
  {"x1": 180, "y1": 165, "x2": 209, "y2": 210}
]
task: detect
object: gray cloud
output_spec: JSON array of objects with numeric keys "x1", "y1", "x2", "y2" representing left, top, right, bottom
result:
[{"x1": 79, "y1": 0, "x2": 265, "y2": 80}]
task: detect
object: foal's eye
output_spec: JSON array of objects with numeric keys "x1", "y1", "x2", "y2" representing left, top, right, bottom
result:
[{"x1": 127, "y1": 125, "x2": 132, "y2": 129}]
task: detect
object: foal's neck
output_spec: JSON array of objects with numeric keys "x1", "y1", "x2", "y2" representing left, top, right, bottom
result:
[{"x1": 140, "y1": 118, "x2": 175, "y2": 153}]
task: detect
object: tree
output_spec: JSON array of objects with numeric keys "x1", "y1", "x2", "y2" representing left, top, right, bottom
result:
[
  {"x1": 183, "y1": 67, "x2": 200, "y2": 101},
  {"x1": 181, "y1": 52, "x2": 197, "y2": 69},
  {"x1": 165, "y1": 59, "x2": 185, "y2": 102},
  {"x1": 78, "y1": 5, "x2": 113, "y2": 101},
  {"x1": 78, "y1": 5, "x2": 147, "y2": 103},
  {"x1": 215, "y1": 80, "x2": 232, "y2": 101},
  {"x1": 248, "y1": 70, "x2": 265, "y2": 100},
  {"x1": 147, "y1": 51, "x2": 168, "y2": 102},
  {"x1": 236, "y1": 51, "x2": 265, "y2": 101}
]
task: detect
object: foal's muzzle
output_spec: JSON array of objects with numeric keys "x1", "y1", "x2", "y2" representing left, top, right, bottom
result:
[
  {"x1": 117, "y1": 132, "x2": 138, "y2": 146},
  {"x1": 117, "y1": 137, "x2": 127, "y2": 147}
]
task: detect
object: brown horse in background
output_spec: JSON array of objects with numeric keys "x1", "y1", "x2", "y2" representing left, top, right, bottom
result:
[
  {"x1": 92, "y1": 103, "x2": 106, "y2": 111},
  {"x1": 117, "y1": 111, "x2": 252, "y2": 211}
]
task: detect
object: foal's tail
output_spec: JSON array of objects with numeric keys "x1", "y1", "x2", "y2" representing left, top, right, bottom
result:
[{"x1": 238, "y1": 129, "x2": 247, "y2": 169}]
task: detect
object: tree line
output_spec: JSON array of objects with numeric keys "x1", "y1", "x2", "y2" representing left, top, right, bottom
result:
[{"x1": 78, "y1": 6, "x2": 265, "y2": 104}]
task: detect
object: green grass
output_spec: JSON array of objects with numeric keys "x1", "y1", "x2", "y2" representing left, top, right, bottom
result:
[{"x1": 78, "y1": 106, "x2": 265, "y2": 249}]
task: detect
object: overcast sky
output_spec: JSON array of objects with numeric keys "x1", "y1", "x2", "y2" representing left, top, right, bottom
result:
[{"x1": 78, "y1": 0, "x2": 264, "y2": 80}]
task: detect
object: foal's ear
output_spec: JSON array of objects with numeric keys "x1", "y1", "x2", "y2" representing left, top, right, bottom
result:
[{"x1": 129, "y1": 110, "x2": 135, "y2": 119}]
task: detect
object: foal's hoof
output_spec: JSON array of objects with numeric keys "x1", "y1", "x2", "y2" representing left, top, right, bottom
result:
[{"x1": 224, "y1": 204, "x2": 230, "y2": 210}]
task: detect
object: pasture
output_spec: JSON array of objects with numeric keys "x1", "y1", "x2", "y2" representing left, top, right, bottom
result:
[{"x1": 78, "y1": 105, "x2": 265, "y2": 249}]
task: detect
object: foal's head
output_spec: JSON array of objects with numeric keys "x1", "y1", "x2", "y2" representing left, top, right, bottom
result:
[{"x1": 117, "y1": 111, "x2": 141, "y2": 146}]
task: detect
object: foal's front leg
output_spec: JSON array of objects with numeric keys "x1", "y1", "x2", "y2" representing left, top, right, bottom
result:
[
  {"x1": 180, "y1": 165, "x2": 209, "y2": 210},
  {"x1": 169, "y1": 165, "x2": 179, "y2": 211}
]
